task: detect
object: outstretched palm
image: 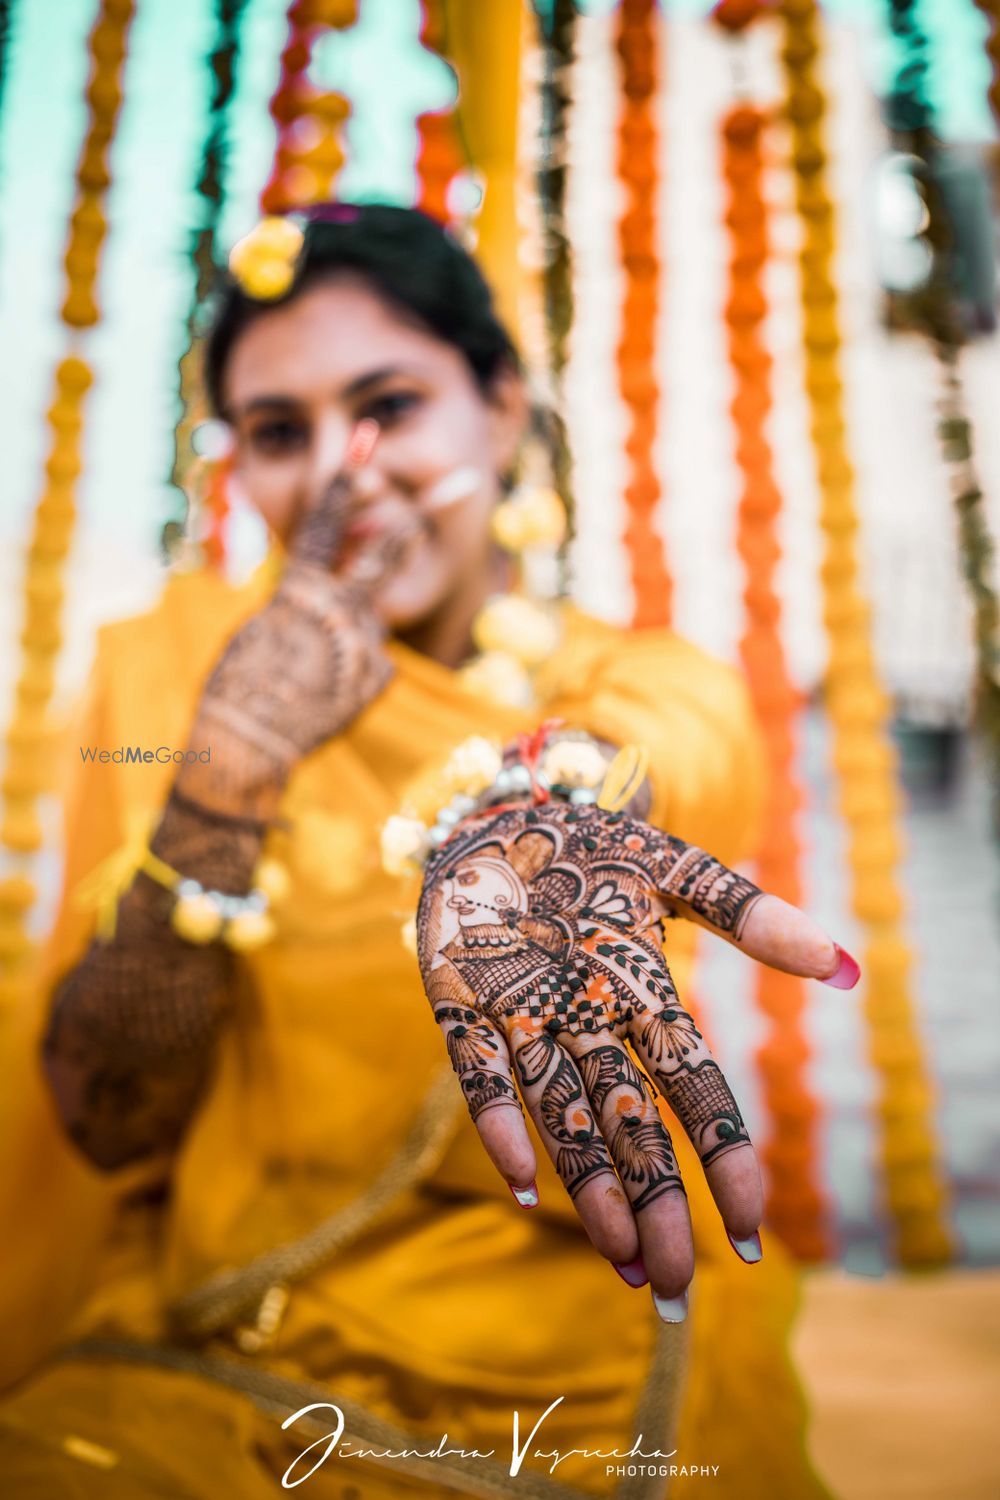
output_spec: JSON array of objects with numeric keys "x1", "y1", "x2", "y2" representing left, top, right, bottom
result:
[{"x1": 416, "y1": 798, "x2": 850, "y2": 1308}]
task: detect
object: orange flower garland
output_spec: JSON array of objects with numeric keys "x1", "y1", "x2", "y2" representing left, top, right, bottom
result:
[
  {"x1": 615, "y1": 0, "x2": 672, "y2": 628},
  {"x1": 720, "y1": 98, "x2": 829, "y2": 1259},
  {"x1": 259, "y1": 0, "x2": 355, "y2": 217},
  {"x1": 778, "y1": 0, "x2": 953, "y2": 1267},
  {"x1": 415, "y1": 0, "x2": 464, "y2": 223},
  {"x1": 176, "y1": 0, "x2": 355, "y2": 571},
  {"x1": 0, "y1": 0, "x2": 136, "y2": 1005}
]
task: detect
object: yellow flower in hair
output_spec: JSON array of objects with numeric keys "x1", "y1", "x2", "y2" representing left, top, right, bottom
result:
[{"x1": 229, "y1": 216, "x2": 304, "y2": 301}]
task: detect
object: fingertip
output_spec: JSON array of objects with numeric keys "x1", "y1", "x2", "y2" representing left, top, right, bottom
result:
[
  {"x1": 727, "y1": 1229, "x2": 763, "y2": 1264},
  {"x1": 614, "y1": 1256, "x2": 649, "y2": 1288},
  {"x1": 821, "y1": 942, "x2": 861, "y2": 990},
  {"x1": 651, "y1": 1286, "x2": 689, "y2": 1324},
  {"x1": 346, "y1": 418, "x2": 380, "y2": 468},
  {"x1": 509, "y1": 1179, "x2": 539, "y2": 1210}
]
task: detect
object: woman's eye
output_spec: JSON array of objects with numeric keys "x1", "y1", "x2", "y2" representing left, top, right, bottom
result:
[
  {"x1": 247, "y1": 419, "x2": 308, "y2": 455},
  {"x1": 362, "y1": 390, "x2": 421, "y2": 425}
]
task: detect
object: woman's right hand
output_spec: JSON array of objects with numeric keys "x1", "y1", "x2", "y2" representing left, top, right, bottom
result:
[{"x1": 178, "y1": 464, "x2": 420, "y2": 819}]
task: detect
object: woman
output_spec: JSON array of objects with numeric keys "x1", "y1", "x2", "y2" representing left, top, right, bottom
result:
[{"x1": 0, "y1": 205, "x2": 851, "y2": 1497}]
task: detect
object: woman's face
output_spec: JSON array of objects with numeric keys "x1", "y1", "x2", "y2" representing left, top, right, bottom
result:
[{"x1": 221, "y1": 274, "x2": 527, "y2": 631}]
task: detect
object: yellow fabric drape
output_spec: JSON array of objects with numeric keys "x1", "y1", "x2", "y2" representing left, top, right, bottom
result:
[
  {"x1": 0, "y1": 558, "x2": 830, "y2": 1499},
  {"x1": 443, "y1": 0, "x2": 524, "y2": 336}
]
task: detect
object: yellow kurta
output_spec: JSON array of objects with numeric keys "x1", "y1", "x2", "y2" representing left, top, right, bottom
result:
[{"x1": 0, "y1": 558, "x2": 831, "y2": 1499}]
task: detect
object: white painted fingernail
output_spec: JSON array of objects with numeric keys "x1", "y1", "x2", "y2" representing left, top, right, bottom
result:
[
  {"x1": 422, "y1": 467, "x2": 484, "y2": 511},
  {"x1": 509, "y1": 1181, "x2": 539, "y2": 1209},
  {"x1": 727, "y1": 1230, "x2": 763, "y2": 1264},
  {"x1": 652, "y1": 1288, "x2": 688, "y2": 1324}
]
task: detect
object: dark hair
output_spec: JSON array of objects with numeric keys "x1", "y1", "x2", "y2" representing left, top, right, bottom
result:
[{"x1": 204, "y1": 203, "x2": 520, "y2": 416}]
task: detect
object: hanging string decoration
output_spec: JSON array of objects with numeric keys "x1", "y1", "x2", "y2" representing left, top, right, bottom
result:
[
  {"x1": 163, "y1": 0, "x2": 248, "y2": 563},
  {"x1": 885, "y1": 0, "x2": 1000, "y2": 838},
  {"x1": 415, "y1": 0, "x2": 465, "y2": 223},
  {"x1": 0, "y1": 0, "x2": 137, "y2": 1005},
  {"x1": 614, "y1": 0, "x2": 672, "y2": 629},
  {"x1": 259, "y1": 0, "x2": 355, "y2": 218},
  {"x1": 777, "y1": 0, "x2": 954, "y2": 1268},
  {"x1": 720, "y1": 97, "x2": 829, "y2": 1259},
  {"x1": 176, "y1": 0, "x2": 356, "y2": 572},
  {"x1": 532, "y1": 0, "x2": 578, "y2": 526}
]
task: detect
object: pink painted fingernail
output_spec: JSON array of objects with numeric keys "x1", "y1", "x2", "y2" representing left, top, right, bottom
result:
[
  {"x1": 614, "y1": 1256, "x2": 649, "y2": 1288},
  {"x1": 727, "y1": 1230, "x2": 763, "y2": 1264},
  {"x1": 509, "y1": 1180, "x2": 539, "y2": 1209},
  {"x1": 822, "y1": 943, "x2": 861, "y2": 990},
  {"x1": 346, "y1": 418, "x2": 380, "y2": 469}
]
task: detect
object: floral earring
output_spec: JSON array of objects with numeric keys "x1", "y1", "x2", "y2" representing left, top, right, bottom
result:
[{"x1": 458, "y1": 431, "x2": 568, "y2": 709}]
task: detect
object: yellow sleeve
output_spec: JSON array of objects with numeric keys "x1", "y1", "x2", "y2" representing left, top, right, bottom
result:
[{"x1": 540, "y1": 624, "x2": 769, "y2": 869}]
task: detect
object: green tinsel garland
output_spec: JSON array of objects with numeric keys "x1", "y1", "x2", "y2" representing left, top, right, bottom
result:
[
  {"x1": 162, "y1": 0, "x2": 248, "y2": 557},
  {"x1": 533, "y1": 0, "x2": 578, "y2": 534},
  {"x1": 886, "y1": 0, "x2": 1000, "y2": 835}
]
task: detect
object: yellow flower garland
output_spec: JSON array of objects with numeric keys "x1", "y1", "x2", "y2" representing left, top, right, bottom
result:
[
  {"x1": 778, "y1": 0, "x2": 953, "y2": 1267},
  {"x1": 0, "y1": 0, "x2": 137, "y2": 1009}
]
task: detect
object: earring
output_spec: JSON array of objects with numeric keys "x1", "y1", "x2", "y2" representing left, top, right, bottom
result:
[
  {"x1": 491, "y1": 434, "x2": 566, "y2": 552},
  {"x1": 459, "y1": 432, "x2": 568, "y2": 709}
]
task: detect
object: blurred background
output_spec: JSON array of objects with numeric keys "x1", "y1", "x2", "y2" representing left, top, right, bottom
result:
[{"x1": 1, "y1": 1, "x2": 999, "y2": 1493}]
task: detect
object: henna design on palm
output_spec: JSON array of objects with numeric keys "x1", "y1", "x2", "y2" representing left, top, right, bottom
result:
[{"x1": 417, "y1": 801, "x2": 763, "y2": 1233}]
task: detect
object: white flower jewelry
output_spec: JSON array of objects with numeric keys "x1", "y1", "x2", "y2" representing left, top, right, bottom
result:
[{"x1": 381, "y1": 727, "x2": 649, "y2": 882}]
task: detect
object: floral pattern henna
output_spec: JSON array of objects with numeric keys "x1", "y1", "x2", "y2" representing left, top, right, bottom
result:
[{"x1": 416, "y1": 800, "x2": 761, "y2": 1217}]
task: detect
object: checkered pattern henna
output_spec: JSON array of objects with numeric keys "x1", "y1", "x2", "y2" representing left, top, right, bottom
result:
[{"x1": 417, "y1": 799, "x2": 757, "y2": 1212}]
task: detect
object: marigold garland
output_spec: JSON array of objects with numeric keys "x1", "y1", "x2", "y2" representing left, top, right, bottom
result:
[
  {"x1": 415, "y1": 0, "x2": 465, "y2": 223},
  {"x1": 615, "y1": 0, "x2": 672, "y2": 628},
  {"x1": 719, "y1": 95, "x2": 829, "y2": 1259},
  {"x1": 259, "y1": 0, "x2": 355, "y2": 218},
  {"x1": 778, "y1": 0, "x2": 954, "y2": 1267},
  {"x1": 0, "y1": 0, "x2": 136, "y2": 1006},
  {"x1": 174, "y1": 0, "x2": 355, "y2": 572}
]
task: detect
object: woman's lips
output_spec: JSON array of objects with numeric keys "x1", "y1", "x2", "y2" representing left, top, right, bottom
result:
[
  {"x1": 343, "y1": 504, "x2": 412, "y2": 544},
  {"x1": 343, "y1": 520, "x2": 381, "y2": 541}
]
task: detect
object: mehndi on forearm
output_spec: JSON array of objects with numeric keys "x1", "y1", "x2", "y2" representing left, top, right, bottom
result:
[{"x1": 41, "y1": 792, "x2": 268, "y2": 1172}]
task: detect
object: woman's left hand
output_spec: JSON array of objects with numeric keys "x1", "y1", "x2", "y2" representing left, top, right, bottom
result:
[{"x1": 415, "y1": 799, "x2": 856, "y2": 1316}]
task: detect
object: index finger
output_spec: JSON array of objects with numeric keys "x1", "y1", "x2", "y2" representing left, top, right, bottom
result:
[
  {"x1": 286, "y1": 419, "x2": 381, "y2": 572},
  {"x1": 645, "y1": 831, "x2": 859, "y2": 987}
]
